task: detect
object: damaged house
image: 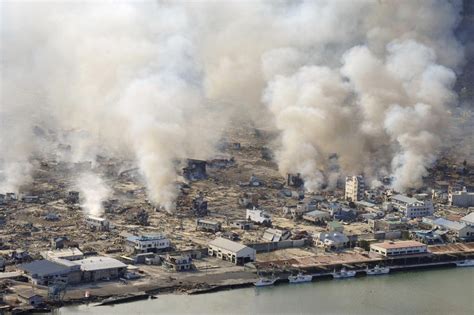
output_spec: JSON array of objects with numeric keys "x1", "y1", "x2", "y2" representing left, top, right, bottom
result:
[{"x1": 183, "y1": 159, "x2": 207, "y2": 181}]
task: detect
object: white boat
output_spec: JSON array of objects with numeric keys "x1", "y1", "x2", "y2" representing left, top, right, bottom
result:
[
  {"x1": 366, "y1": 265, "x2": 390, "y2": 275},
  {"x1": 288, "y1": 273, "x2": 313, "y2": 284},
  {"x1": 456, "y1": 259, "x2": 474, "y2": 267},
  {"x1": 254, "y1": 277, "x2": 277, "y2": 287},
  {"x1": 332, "y1": 268, "x2": 356, "y2": 279}
]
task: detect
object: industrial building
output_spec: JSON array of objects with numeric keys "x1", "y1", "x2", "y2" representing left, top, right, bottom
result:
[
  {"x1": 370, "y1": 241, "x2": 427, "y2": 257},
  {"x1": 208, "y1": 238, "x2": 256, "y2": 265},
  {"x1": 449, "y1": 187, "x2": 474, "y2": 207},
  {"x1": 391, "y1": 195, "x2": 434, "y2": 219},
  {"x1": 74, "y1": 256, "x2": 127, "y2": 282},
  {"x1": 345, "y1": 175, "x2": 365, "y2": 201},
  {"x1": 19, "y1": 260, "x2": 81, "y2": 285},
  {"x1": 126, "y1": 234, "x2": 170, "y2": 253}
]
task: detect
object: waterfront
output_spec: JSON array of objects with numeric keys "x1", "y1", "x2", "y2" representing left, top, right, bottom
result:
[{"x1": 57, "y1": 267, "x2": 474, "y2": 315}]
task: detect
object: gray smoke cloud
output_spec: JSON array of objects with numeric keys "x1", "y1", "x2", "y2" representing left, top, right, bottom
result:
[{"x1": 0, "y1": 0, "x2": 468, "y2": 205}]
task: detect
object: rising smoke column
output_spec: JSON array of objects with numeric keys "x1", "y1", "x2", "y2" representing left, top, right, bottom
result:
[
  {"x1": 0, "y1": 0, "x2": 467, "y2": 204},
  {"x1": 0, "y1": 2, "x2": 221, "y2": 211},
  {"x1": 262, "y1": 0, "x2": 464, "y2": 191},
  {"x1": 76, "y1": 173, "x2": 111, "y2": 217}
]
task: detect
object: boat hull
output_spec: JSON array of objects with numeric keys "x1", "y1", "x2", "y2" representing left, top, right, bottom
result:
[
  {"x1": 254, "y1": 279, "x2": 277, "y2": 287},
  {"x1": 332, "y1": 271, "x2": 356, "y2": 279},
  {"x1": 288, "y1": 275, "x2": 313, "y2": 283},
  {"x1": 366, "y1": 268, "x2": 390, "y2": 275},
  {"x1": 456, "y1": 260, "x2": 474, "y2": 267}
]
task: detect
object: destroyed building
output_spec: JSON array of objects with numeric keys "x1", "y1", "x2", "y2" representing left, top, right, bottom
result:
[
  {"x1": 287, "y1": 173, "x2": 304, "y2": 188},
  {"x1": 66, "y1": 191, "x2": 79, "y2": 204},
  {"x1": 183, "y1": 159, "x2": 207, "y2": 181},
  {"x1": 192, "y1": 193, "x2": 208, "y2": 216}
]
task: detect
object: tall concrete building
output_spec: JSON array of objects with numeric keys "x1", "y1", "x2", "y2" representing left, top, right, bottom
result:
[{"x1": 345, "y1": 176, "x2": 365, "y2": 201}]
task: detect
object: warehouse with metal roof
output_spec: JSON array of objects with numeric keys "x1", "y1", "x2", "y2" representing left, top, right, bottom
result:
[{"x1": 208, "y1": 237, "x2": 256, "y2": 265}]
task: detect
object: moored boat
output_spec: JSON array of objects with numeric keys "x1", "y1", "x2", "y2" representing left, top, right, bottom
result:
[
  {"x1": 332, "y1": 268, "x2": 356, "y2": 279},
  {"x1": 288, "y1": 273, "x2": 313, "y2": 284},
  {"x1": 456, "y1": 259, "x2": 474, "y2": 267},
  {"x1": 254, "y1": 277, "x2": 277, "y2": 287},
  {"x1": 366, "y1": 265, "x2": 390, "y2": 275}
]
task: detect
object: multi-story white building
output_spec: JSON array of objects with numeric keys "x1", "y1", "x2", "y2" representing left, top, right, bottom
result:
[
  {"x1": 370, "y1": 240, "x2": 428, "y2": 257},
  {"x1": 449, "y1": 187, "x2": 474, "y2": 208},
  {"x1": 126, "y1": 234, "x2": 170, "y2": 253},
  {"x1": 391, "y1": 194, "x2": 434, "y2": 219},
  {"x1": 345, "y1": 176, "x2": 365, "y2": 202}
]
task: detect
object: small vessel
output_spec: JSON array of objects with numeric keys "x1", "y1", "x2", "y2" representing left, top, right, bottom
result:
[
  {"x1": 254, "y1": 277, "x2": 277, "y2": 287},
  {"x1": 332, "y1": 268, "x2": 356, "y2": 279},
  {"x1": 456, "y1": 259, "x2": 474, "y2": 267},
  {"x1": 366, "y1": 265, "x2": 390, "y2": 275},
  {"x1": 288, "y1": 273, "x2": 313, "y2": 284}
]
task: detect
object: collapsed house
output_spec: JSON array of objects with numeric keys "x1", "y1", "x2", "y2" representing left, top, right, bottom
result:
[
  {"x1": 84, "y1": 216, "x2": 110, "y2": 231},
  {"x1": 196, "y1": 219, "x2": 221, "y2": 233},
  {"x1": 183, "y1": 159, "x2": 207, "y2": 181},
  {"x1": 262, "y1": 228, "x2": 291, "y2": 242},
  {"x1": 287, "y1": 173, "x2": 304, "y2": 188},
  {"x1": 162, "y1": 254, "x2": 193, "y2": 271},
  {"x1": 192, "y1": 193, "x2": 208, "y2": 216}
]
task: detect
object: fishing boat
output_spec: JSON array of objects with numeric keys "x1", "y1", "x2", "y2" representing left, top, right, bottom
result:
[
  {"x1": 455, "y1": 259, "x2": 474, "y2": 267},
  {"x1": 332, "y1": 268, "x2": 356, "y2": 279},
  {"x1": 288, "y1": 273, "x2": 313, "y2": 284},
  {"x1": 254, "y1": 277, "x2": 277, "y2": 287},
  {"x1": 366, "y1": 265, "x2": 390, "y2": 275}
]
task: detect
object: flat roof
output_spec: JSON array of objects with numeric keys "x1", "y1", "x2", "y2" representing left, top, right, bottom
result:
[
  {"x1": 19, "y1": 260, "x2": 71, "y2": 277},
  {"x1": 434, "y1": 218, "x2": 467, "y2": 231},
  {"x1": 391, "y1": 194, "x2": 420, "y2": 204},
  {"x1": 209, "y1": 237, "x2": 252, "y2": 253},
  {"x1": 371, "y1": 241, "x2": 426, "y2": 250},
  {"x1": 74, "y1": 256, "x2": 127, "y2": 271},
  {"x1": 127, "y1": 234, "x2": 167, "y2": 242},
  {"x1": 42, "y1": 247, "x2": 83, "y2": 259}
]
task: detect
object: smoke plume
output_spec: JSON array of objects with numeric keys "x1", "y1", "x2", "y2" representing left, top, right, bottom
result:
[
  {"x1": 76, "y1": 173, "x2": 110, "y2": 218},
  {"x1": 0, "y1": 0, "x2": 469, "y2": 205}
]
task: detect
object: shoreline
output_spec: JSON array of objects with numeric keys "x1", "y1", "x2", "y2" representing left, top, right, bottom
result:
[{"x1": 53, "y1": 259, "x2": 468, "y2": 309}]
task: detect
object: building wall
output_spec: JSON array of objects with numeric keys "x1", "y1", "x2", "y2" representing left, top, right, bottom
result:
[
  {"x1": 449, "y1": 191, "x2": 474, "y2": 207},
  {"x1": 345, "y1": 176, "x2": 365, "y2": 201},
  {"x1": 208, "y1": 245, "x2": 256, "y2": 265},
  {"x1": 370, "y1": 244, "x2": 427, "y2": 256}
]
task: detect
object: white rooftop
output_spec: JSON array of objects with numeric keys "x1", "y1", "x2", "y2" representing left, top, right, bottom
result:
[
  {"x1": 42, "y1": 247, "x2": 83, "y2": 260},
  {"x1": 74, "y1": 256, "x2": 127, "y2": 271},
  {"x1": 461, "y1": 212, "x2": 474, "y2": 225},
  {"x1": 209, "y1": 237, "x2": 250, "y2": 253}
]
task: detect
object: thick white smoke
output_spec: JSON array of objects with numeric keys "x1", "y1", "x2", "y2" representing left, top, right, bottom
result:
[
  {"x1": 0, "y1": 0, "x2": 468, "y2": 205},
  {"x1": 76, "y1": 173, "x2": 111, "y2": 218}
]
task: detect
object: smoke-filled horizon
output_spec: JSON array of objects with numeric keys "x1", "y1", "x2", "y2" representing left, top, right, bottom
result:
[{"x1": 0, "y1": 0, "x2": 471, "y2": 210}]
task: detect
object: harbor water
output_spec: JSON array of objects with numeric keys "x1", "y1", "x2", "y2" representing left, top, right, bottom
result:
[{"x1": 57, "y1": 267, "x2": 473, "y2": 315}]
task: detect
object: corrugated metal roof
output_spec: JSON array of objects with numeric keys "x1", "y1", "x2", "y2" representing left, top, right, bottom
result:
[
  {"x1": 19, "y1": 260, "x2": 71, "y2": 277},
  {"x1": 434, "y1": 218, "x2": 467, "y2": 231},
  {"x1": 208, "y1": 237, "x2": 251, "y2": 253}
]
